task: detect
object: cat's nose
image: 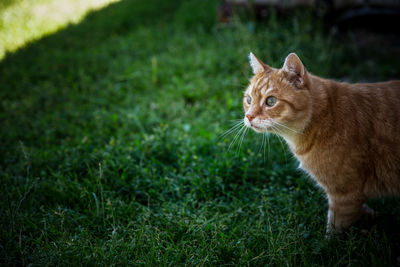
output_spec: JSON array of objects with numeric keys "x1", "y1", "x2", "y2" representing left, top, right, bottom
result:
[{"x1": 246, "y1": 114, "x2": 255, "y2": 122}]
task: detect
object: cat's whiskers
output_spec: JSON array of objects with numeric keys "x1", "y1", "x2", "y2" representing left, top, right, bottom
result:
[
  {"x1": 262, "y1": 132, "x2": 268, "y2": 163},
  {"x1": 223, "y1": 118, "x2": 296, "y2": 158},
  {"x1": 220, "y1": 120, "x2": 243, "y2": 139},
  {"x1": 236, "y1": 126, "x2": 249, "y2": 154},
  {"x1": 228, "y1": 124, "x2": 246, "y2": 151},
  {"x1": 246, "y1": 120, "x2": 271, "y2": 162},
  {"x1": 271, "y1": 120, "x2": 302, "y2": 135},
  {"x1": 256, "y1": 119, "x2": 274, "y2": 133},
  {"x1": 269, "y1": 124, "x2": 289, "y2": 164},
  {"x1": 253, "y1": 120, "x2": 284, "y2": 162},
  {"x1": 255, "y1": 130, "x2": 267, "y2": 163},
  {"x1": 221, "y1": 123, "x2": 242, "y2": 138},
  {"x1": 266, "y1": 132, "x2": 270, "y2": 162},
  {"x1": 221, "y1": 119, "x2": 253, "y2": 153},
  {"x1": 258, "y1": 131, "x2": 265, "y2": 154}
]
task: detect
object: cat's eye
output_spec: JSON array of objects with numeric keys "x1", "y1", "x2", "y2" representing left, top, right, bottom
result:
[
  {"x1": 246, "y1": 95, "x2": 252, "y2": 105},
  {"x1": 266, "y1": 96, "x2": 277, "y2": 107}
]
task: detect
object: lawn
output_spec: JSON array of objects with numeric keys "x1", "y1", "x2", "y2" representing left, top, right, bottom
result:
[{"x1": 1, "y1": 0, "x2": 400, "y2": 265}]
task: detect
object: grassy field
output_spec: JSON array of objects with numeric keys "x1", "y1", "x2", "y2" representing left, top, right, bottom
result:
[{"x1": 1, "y1": 0, "x2": 400, "y2": 265}]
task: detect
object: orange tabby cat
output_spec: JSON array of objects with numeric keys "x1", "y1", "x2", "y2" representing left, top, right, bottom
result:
[{"x1": 243, "y1": 52, "x2": 400, "y2": 233}]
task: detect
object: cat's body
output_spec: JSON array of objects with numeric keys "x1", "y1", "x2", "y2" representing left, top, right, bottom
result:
[{"x1": 243, "y1": 52, "x2": 400, "y2": 232}]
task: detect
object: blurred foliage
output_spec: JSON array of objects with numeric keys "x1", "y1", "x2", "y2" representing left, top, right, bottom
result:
[{"x1": 1, "y1": 0, "x2": 400, "y2": 265}]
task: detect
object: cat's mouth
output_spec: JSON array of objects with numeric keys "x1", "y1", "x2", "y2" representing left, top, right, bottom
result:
[
  {"x1": 249, "y1": 124, "x2": 268, "y2": 133},
  {"x1": 244, "y1": 117, "x2": 270, "y2": 132},
  {"x1": 251, "y1": 124, "x2": 263, "y2": 130}
]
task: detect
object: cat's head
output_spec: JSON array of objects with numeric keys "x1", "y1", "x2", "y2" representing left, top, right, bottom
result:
[{"x1": 243, "y1": 52, "x2": 312, "y2": 138}]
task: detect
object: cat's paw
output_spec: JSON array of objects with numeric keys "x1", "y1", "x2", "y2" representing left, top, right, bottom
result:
[{"x1": 324, "y1": 222, "x2": 344, "y2": 240}]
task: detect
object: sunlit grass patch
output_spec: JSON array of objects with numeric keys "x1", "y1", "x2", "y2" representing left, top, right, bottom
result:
[{"x1": 0, "y1": 0, "x2": 120, "y2": 59}]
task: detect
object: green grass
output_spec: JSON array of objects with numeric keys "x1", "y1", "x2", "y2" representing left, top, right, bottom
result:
[
  {"x1": 1, "y1": 0, "x2": 400, "y2": 265},
  {"x1": 0, "y1": 0, "x2": 119, "y2": 59}
]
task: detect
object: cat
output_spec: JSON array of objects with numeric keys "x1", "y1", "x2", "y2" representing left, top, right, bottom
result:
[{"x1": 243, "y1": 52, "x2": 400, "y2": 233}]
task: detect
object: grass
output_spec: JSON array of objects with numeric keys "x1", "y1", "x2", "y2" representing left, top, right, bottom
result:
[
  {"x1": 1, "y1": 0, "x2": 400, "y2": 265},
  {"x1": 0, "y1": 0, "x2": 120, "y2": 59}
]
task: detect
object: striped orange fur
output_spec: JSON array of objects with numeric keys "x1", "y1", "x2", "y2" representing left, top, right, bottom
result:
[{"x1": 243, "y1": 52, "x2": 400, "y2": 233}]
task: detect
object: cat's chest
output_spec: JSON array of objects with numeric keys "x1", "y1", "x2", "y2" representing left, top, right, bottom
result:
[
  {"x1": 293, "y1": 147, "x2": 344, "y2": 188},
  {"x1": 296, "y1": 152, "x2": 324, "y2": 175},
  {"x1": 285, "y1": 134, "x2": 354, "y2": 189}
]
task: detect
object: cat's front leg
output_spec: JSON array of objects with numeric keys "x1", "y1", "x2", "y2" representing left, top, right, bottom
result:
[{"x1": 326, "y1": 194, "x2": 366, "y2": 233}]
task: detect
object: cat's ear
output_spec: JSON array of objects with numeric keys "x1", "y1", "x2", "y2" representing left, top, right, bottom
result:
[
  {"x1": 282, "y1": 53, "x2": 306, "y2": 88},
  {"x1": 249, "y1": 52, "x2": 267, "y2": 75}
]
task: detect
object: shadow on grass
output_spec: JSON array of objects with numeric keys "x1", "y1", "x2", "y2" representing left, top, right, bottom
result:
[{"x1": 1, "y1": 0, "x2": 182, "y2": 85}]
